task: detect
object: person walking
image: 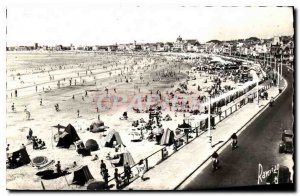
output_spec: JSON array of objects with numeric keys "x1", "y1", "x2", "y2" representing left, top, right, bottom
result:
[
  {"x1": 114, "y1": 168, "x2": 121, "y2": 189},
  {"x1": 40, "y1": 99, "x2": 43, "y2": 106},
  {"x1": 28, "y1": 128, "x2": 33, "y2": 139},
  {"x1": 138, "y1": 159, "x2": 146, "y2": 181},
  {"x1": 103, "y1": 169, "x2": 109, "y2": 189},
  {"x1": 100, "y1": 160, "x2": 106, "y2": 177},
  {"x1": 265, "y1": 91, "x2": 268, "y2": 100},
  {"x1": 77, "y1": 109, "x2": 80, "y2": 118},
  {"x1": 124, "y1": 162, "x2": 131, "y2": 185}
]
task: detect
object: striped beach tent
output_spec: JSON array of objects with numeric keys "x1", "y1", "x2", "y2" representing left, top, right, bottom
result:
[{"x1": 160, "y1": 128, "x2": 175, "y2": 146}]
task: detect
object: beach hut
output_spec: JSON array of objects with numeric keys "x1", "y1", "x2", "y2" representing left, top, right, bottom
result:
[
  {"x1": 56, "y1": 124, "x2": 80, "y2": 148},
  {"x1": 7, "y1": 148, "x2": 31, "y2": 169},
  {"x1": 160, "y1": 128, "x2": 175, "y2": 146},
  {"x1": 72, "y1": 165, "x2": 94, "y2": 186},
  {"x1": 89, "y1": 120, "x2": 108, "y2": 133},
  {"x1": 104, "y1": 130, "x2": 124, "y2": 148},
  {"x1": 111, "y1": 149, "x2": 135, "y2": 167}
]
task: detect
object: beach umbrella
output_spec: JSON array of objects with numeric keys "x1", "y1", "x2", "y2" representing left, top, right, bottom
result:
[
  {"x1": 178, "y1": 121, "x2": 191, "y2": 129},
  {"x1": 52, "y1": 124, "x2": 66, "y2": 130},
  {"x1": 51, "y1": 124, "x2": 66, "y2": 149},
  {"x1": 41, "y1": 181, "x2": 46, "y2": 190}
]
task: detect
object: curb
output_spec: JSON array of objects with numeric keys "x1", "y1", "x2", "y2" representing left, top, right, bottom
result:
[{"x1": 174, "y1": 77, "x2": 288, "y2": 190}]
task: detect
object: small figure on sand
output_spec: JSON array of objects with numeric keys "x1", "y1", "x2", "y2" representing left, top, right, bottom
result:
[
  {"x1": 55, "y1": 161, "x2": 62, "y2": 174},
  {"x1": 55, "y1": 103, "x2": 60, "y2": 112},
  {"x1": 77, "y1": 109, "x2": 80, "y2": 118},
  {"x1": 11, "y1": 103, "x2": 15, "y2": 112}
]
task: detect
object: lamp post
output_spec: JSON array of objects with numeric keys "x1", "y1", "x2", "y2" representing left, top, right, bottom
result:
[
  {"x1": 280, "y1": 54, "x2": 283, "y2": 80},
  {"x1": 277, "y1": 64, "x2": 280, "y2": 87},
  {"x1": 256, "y1": 79, "x2": 259, "y2": 107},
  {"x1": 208, "y1": 95, "x2": 212, "y2": 148}
]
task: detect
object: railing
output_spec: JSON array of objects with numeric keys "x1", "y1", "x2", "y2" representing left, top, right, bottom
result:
[{"x1": 107, "y1": 81, "x2": 273, "y2": 190}]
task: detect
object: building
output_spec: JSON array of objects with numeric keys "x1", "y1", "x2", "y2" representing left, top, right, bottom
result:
[
  {"x1": 184, "y1": 39, "x2": 200, "y2": 52},
  {"x1": 156, "y1": 42, "x2": 165, "y2": 51},
  {"x1": 108, "y1": 44, "x2": 118, "y2": 52},
  {"x1": 173, "y1": 36, "x2": 184, "y2": 52},
  {"x1": 129, "y1": 41, "x2": 142, "y2": 51},
  {"x1": 164, "y1": 42, "x2": 173, "y2": 52}
]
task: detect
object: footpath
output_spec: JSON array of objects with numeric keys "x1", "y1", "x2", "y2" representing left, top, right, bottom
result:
[{"x1": 124, "y1": 80, "x2": 285, "y2": 190}]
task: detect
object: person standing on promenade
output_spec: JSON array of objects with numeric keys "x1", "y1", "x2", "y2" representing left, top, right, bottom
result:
[
  {"x1": 103, "y1": 169, "x2": 109, "y2": 189},
  {"x1": 124, "y1": 162, "x2": 131, "y2": 185},
  {"x1": 114, "y1": 168, "x2": 121, "y2": 189},
  {"x1": 138, "y1": 159, "x2": 146, "y2": 181}
]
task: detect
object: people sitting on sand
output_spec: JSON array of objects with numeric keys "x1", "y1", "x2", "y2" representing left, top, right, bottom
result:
[
  {"x1": 106, "y1": 153, "x2": 112, "y2": 160},
  {"x1": 120, "y1": 111, "x2": 128, "y2": 120},
  {"x1": 91, "y1": 154, "x2": 99, "y2": 161},
  {"x1": 123, "y1": 111, "x2": 128, "y2": 119},
  {"x1": 32, "y1": 138, "x2": 46, "y2": 150},
  {"x1": 147, "y1": 131, "x2": 154, "y2": 141},
  {"x1": 33, "y1": 139, "x2": 38, "y2": 149},
  {"x1": 132, "y1": 120, "x2": 139, "y2": 127}
]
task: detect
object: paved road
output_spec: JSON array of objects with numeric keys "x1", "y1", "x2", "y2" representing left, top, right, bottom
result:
[{"x1": 183, "y1": 66, "x2": 294, "y2": 191}]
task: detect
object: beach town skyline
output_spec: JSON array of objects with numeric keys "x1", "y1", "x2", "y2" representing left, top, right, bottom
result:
[{"x1": 6, "y1": 6, "x2": 293, "y2": 46}]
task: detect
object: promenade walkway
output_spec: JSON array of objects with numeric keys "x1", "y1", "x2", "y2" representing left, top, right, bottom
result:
[{"x1": 124, "y1": 82, "x2": 283, "y2": 190}]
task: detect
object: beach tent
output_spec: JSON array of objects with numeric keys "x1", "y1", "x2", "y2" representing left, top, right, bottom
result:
[
  {"x1": 85, "y1": 139, "x2": 99, "y2": 151},
  {"x1": 163, "y1": 114, "x2": 172, "y2": 121},
  {"x1": 7, "y1": 148, "x2": 31, "y2": 168},
  {"x1": 72, "y1": 165, "x2": 94, "y2": 186},
  {"x1": 57, "y1": 124, "x2": 80, "y2": 148},
  {"x1": 111, "y1": 150, "x2": 135, "y2": 167},
  {"x1": 87, "y1": 181, "x2": 105, "y2": 190},
  {"x1": 90, "y1": 120, "x2": 108, "y2": 133},
  {"x1": 104, "y1": 130, "x2": 124, "y2": 148},
  {"x1": 160, "y1": 128, "x2": 175, "y2": 146}
]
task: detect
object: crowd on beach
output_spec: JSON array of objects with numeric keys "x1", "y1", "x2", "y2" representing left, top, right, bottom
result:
[{"x1": 6, "y1": 52, "x2": 275, "y2": 190}]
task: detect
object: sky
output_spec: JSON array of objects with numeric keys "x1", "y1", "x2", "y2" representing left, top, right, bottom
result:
[{"x1": 6, "y1": 5, "x2": 294, "y2": 46}]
